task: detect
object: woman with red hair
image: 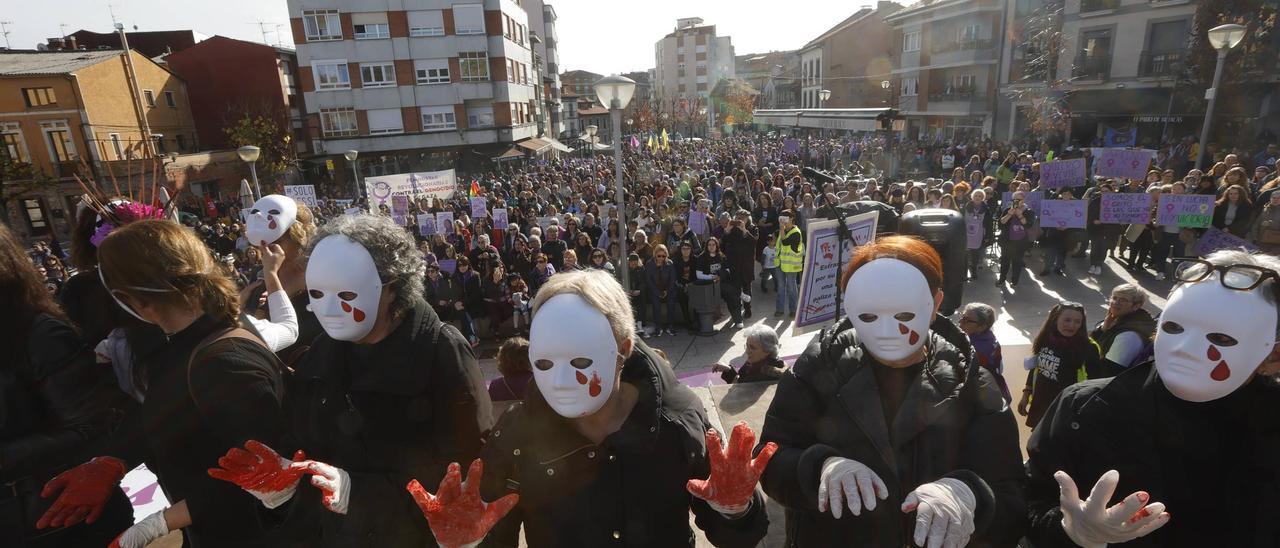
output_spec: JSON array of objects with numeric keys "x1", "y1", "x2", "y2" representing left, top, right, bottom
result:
[{"x1": 759, "y1": 235, "x2": 1025, "y2": 547}]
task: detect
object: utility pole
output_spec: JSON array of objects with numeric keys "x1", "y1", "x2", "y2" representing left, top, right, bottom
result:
[{"x1": 116, "y1": 23, "x2": 155, "y2": 159}]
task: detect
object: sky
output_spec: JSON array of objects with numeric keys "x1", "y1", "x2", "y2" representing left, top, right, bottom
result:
[{"x1": 5, "y1": 0, "x2": 870, "y2": 74}]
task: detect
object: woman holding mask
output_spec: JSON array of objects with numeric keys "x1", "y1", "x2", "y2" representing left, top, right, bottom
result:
[{"x1": 239, "y1": 194, "x2": 321, "y2": 360}]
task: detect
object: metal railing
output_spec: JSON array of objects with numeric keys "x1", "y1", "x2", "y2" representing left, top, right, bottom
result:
[
  {"x1": 1138, "y1": 50, "x2": 1182, "y2": 77},
  {"x1": 927, "y1": 89, "x2": 980, "y2": 102},
  {"x1": 930, "y1": 38, "x2": 996, "y2": 54},
  {"x1": 1080, "y1": 0, "x2": 1119, "y2": 12},
  {"x1": 1071, "y1": 55, "x2": 1112, "y2": 80}
]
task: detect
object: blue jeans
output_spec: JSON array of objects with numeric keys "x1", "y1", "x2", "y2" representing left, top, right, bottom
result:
[
  {"x1": 776, "y1": 270, "x2": 799, "y2": 314},
  {"x1": 650, "y1": 292, "x2": 679, "y2": 329}
]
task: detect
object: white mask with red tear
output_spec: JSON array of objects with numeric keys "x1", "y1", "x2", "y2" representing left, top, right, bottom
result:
[
  {"x1": 1155, "y1": 276, "x2": 1276, "y2": 402},
  {"x1": 244, "y1": 194, "x2": 298, "y2": 246},
  {"x1": 529, "y1": 294, "x2": 622, "y2": 418},
  {"x1": 843, "y1": 258, "x2": 936, "y2": 363},
  {"x1": 306, "y1": 235, "x2": 383, "y2": 342}
]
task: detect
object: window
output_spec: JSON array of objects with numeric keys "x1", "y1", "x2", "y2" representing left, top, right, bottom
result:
[
  {"x1": 958, "y1": 25, "x2": 980, "y2": 43},
  {"x1": 459, "y1": 52, "x2": 489, "y2": 81},
  {"x1": 176, "y1": 134, "x2": 187, "y2": 151},
  {"x1": 900, "y1": 77, "x2": 918, "y2": 96},
  {"x1": 143, "y1": 90, "x2": 156, "y2": 107},
  {"x1": 453, "y1": 4, "x2": 485, "y2": 35},
  {"x1": 42, "y1": 121, "x2": 75, "y2": 162},
  {"x1": 22, "y1": 198, "x2": 49, "y2": 235},
  {"x1": 360, "y1": 63, "x2": 396, "y2": 87},
  {"x1": 408, "y1": 10, "x2": 445, "y2": 36},
  {"x1": 1, "y1": 122, "x2": 26, "y2": 163},
  {"x1": 952, "y1": 74, "x2": 976, "y2": 91},
  {"x1": 415, "y1": 59, "x2": 450, "y2": 84},
  {"x1": 903, "y1": 31, "x2": 921, "y2": 52},
  {"x1": 164, "y1": 90, "x2": 176, "y2": 108},
  {"x1": 320, "y1": 108, "x2": 358, "y2": 137},
  {"x1": 696, "y1": 44, "x2": 707, "y2": 53},
  {"x1": 366, "y1": 108, "x2": 404, "y2": 135},
  {"x1": 421, "y1": 106, "x2": 457, "y2": 131},
  {"x1": 313, "y1": 60, "x2": 351, "y2": 90},
  {"x1": 303, "y1": 9, "x2": 343, "y2": 41},
  {"x1": 23, "y1": 87, "x2": 57, "y2": 107},
  {"x1": 467, "y1": 104, "x2": 494, "y2": 127},
  {"x1": 109, "y1": 132, "x2": 123, "y2": 158},
  {"x1": 352, "y1": 12, "x2": 390, "y2": 40}
]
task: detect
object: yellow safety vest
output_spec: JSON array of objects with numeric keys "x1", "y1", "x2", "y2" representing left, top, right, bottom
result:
[{"x1": 776, "y1": 226, "x2": 804, "y2": 273}]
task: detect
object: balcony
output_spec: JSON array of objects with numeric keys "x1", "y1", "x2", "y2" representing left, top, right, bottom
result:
[
  {"x1": 927, "y1": 89, "x2": 991, "y2": 112},
  {"x1": 1138, "y1": 50, "x2": 1182, "y2": 78},
  {"x1": 1079, "y1": 0, "x2": 1119, "y2": 12},
  {"x1": 930, "y1": 38, "x2": 996, "y2": 54},
  {"x1": 1071, "y1": 55, "x2": 1111, "y2": 81}
]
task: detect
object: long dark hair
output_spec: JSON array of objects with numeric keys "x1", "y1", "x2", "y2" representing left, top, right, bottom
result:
[
  {"x1": 1032, "y1": 302, "x2": 1089, "y2": 353},
  {"x1": 0, "y1": 224, "x2": 68, "y2": 353}
]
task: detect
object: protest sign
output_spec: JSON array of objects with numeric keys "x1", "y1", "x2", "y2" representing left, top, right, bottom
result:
[
  {"x1": 1100, "y1": 192, "x2": 1153, "y2": 224},
  {"x1": 1156, "y1": 194, "x2": 1213, "y2": 227},
  {"x1": 492, "y1": 209, "x2": 509, "y2": 229},
  {"x1": 470, "y1": 197, "x2": 488, "y2": 218},
  {"x1": 1096, "y1": 149, "x2": 1155, "y2": 180},
  {"x1": 343, "y1": 207, "x2": 362, "y2": 217},
  {"x1": 1002, "y1": 191, "x2": 1043, "y2": 214},
  {"x1": 794, "y1": 211, "x2": 879, "y2": 331},
  {"x1": 1194, "y1": 227, "x2": 1258, "y2": 256},
  {"x1": 364, "y1": 169, "x2": 457, "y2": 209},
  {"x1": 122, "y1": 464, "x2": 169, "y2": 522},
  {"x1": 283, "y1": 185, "x2": 318, "y2": 207},
  {"x1": 437, "y1": 211, "x2": 455, "y2": 234},
  {"x1": 332, "y1": 199, "x2": 353, "y2": 208},
  {"x1": 1039, "y1": 158, "x2": 1086, "y2": 189},
  {"x1": 391, "y1": 195, "x2": 409, "y2": 226},
  {"x1": 437, "y1": 259, "x2": 457, "y2": 274},
  {"x1": 1039, "y1": 200, "x2": 1087, "y2": 229},
  {"x1": 688, "y1": 210, "x2": 707, "y2": 236},
  {"x1": 417, "y1": 213, "x2": 437, "y2": 236}
]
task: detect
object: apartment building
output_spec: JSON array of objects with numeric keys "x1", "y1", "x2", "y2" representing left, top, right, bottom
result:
[
  {"x1": 798, "y1": 2, "x2": 902, "y2": 110},
  {"x1": 560, "y1": 69, "x2": 602, "y2": 96},
  {"x1": 288, "y1": 0, "x2": 546, "y2": 179},
  {"x1": 736, "y1": 50, "x2": 799, "y2": 110},
  {"x1": 524, "y1": 0, "x2": 563, "y2": 138},
  {"x1": 887, "y1": 0, "x2": 1006, "y2": 141},
  {"x1": 653, "y1": 18, "x2": 735, "y2": 103}
]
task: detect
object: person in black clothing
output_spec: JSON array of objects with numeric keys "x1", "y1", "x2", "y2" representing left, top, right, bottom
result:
[
  {"x1": 238, "y1": 198, "x2": 323, "y2": 366},
  {"x1": 722, "y1": 212, "x2": 758, "y2": 319},
  {"x1": 696, "y1": 237, "x2": 743, "y2": 328},
  {"x1": 621, "y1": 252, "x2": 646, "y2": 332},
  {"x1": 212, "y1": 213, "x2": 492, "y2": 547},
  {"x1": 455, "y1": 256, "x2": 486, "y2": 346},
  {"x1": 1090, "y1": 283, "x2": 1157, "y2": 378},
  {"x1": 0, "y1": 224, "x2": 134, "y2": 548},
  {"x1": 669, "y1": 218, "x2": 703, "y2": 256},
  {"x1": 39, "y1": 219, "x2": 292, "y2": 547},
  {"x1": 541, "y1": 225, "x2": 569, "y2": 271},
  {"x1": 712, "y1": 324, "x2": 787, "y2": 384},
  {"x1": 1017, "y1": 301, "x2": 1101, "y2": 428},
  {"x1": 997, "y1": 190, "x2": 1037, "y2": 287},
  {"x1": 1084, "y1": 180, "x2": 1121, "y2": 275},
  {"x1": 672, "y1": 241, "x2": 698, "y2": 330}
]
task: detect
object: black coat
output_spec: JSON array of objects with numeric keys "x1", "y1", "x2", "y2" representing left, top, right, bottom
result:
[
  {"x1": 280, "y1": 300, "x2": 491, "y2": 547},
  {"x1": 721, "y1": 227, "x2": 758, "y2": 285},
  {"x1": 759, "y1": 318, "x2": 1025, "y2": 547},
  {"x1": 479, "y1": 340, "x2": 768, "y2": 547},
  {"x1": 1025, "y1": 363, "x2": 1280, "y2": 547}
]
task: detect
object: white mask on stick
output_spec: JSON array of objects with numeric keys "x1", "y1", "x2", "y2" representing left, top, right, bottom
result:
[
  {"x1": 1154, "y1": 276, "x2": 1276, "y2": 402},
  {"x1": 244, "y1": 194, "x2": 298, "y2": 246},
  {"x1": 843, "y1": 258, "x2": 935, "y2": 363},
  {"x1": 306, "y1": 235, "x2": 383, "y2": 342},
  {"x1": 529, "y1": 294, "x2": 622, "y2": 418}
]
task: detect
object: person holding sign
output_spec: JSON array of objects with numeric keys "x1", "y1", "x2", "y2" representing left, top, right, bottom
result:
[{"x1": 760, "y1": 236, "x2": 1024, "y2": 547}]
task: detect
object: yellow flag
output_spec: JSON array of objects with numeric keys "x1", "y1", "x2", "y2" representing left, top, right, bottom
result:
[
  {"x1": 661, "y1": 129, "x2": 669, "y2": 151},
  {"x1": 648, "y1": 135, "x2": 656, "y2": 150}
]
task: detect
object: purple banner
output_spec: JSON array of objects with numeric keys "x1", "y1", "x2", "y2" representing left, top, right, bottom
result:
[
  {"x1": 1039, "y1": 200, "x2": 1087, "y2": 229},
  {"x1": 1096, "y1": 148, "x2": 1155, "y2": 180},
  {"x1": 1100, "y1": 192, "x2": 1153, "y2": 224},
  {"x1": 1039, "y1": 158, "x2": 1087, "y2": 189},
  {"x1": 783, "y1": 138, "x2": 800, "y2": 154},
  {"x1": 1002, "y1": 191, "x2": 1044, "y2": 214},
  {"x1": 1156, "y1": 194, "x2": 1213, "y2": 228},
  {"x1": 1194, "y1": 227, "x2": 1258, "y2": 256}
]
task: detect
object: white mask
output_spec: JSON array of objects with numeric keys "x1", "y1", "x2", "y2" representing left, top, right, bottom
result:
[
  {"x1": 529, "y1": 294, "x2": 622, "y2": 418},
  {"x1": 243, "y1": 194, "x2": 298, "y2": 246},
  {"x1": 306, "y1": 235, "x2": 384, "y2": 342},
  {"x1": 1154, "y1": 277, "x2": 1276, "y2": 402},
  {"x1": 843, "y1": 258, "x2": 935, "y2": 363}
]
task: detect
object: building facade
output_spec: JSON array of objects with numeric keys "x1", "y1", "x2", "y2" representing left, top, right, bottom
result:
[
  {"x1": 653, "y1": 18, "x2": 735, "y2": 104},
  {"x1": 287, "y1": 0, "x2": 545, "y2": 183},
  {"x1": 560, "y1": 69, "x2": 602, "y2": 96},
  {"x1": 736, "y1": 50, "x2": 799, "y2": 110},
  {"x1": 798, "y1": 2, "x2": 902, "y2": 110},
  {"x1": 523, "y1": 0, "x2": 563, "y2": 138}
]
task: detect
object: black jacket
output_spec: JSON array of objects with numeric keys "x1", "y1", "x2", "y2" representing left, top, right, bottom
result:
[
  {"x1": 1025, "y1": 363, "x2": 1280, "y2": 547},
  {"x1": 759, "y1": 318, "x2": 1025, "y2": 547},
  {"x1": 1090, "y1": 309, "x2": 1156, "y2": 377},
  {"x1": 479, "y1": 340, "x2": 768, "y2": 547},
  {"x1": 281, "y1": 300, "x2": 491, "y2": 547},
  {"x1": 721, "y1": 226, "x2": 758, "y2": 285}
]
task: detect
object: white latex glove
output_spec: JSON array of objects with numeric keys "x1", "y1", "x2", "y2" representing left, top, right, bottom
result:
[
  {"x1": 817, "y1": 456, "x2": 888, "y2": 519},
  {"x1": 304, "y1": 460, "x2": 352, "y2": 515},
  {"x1": 901, "y1": 478, "x2": 976, "y2": 548},
  {"x1": 112, "y1": 509, "x2": 169, "y2": 548},
  {"x1": 1055, "y1": 470, "x2": 1169, "y2": 548}
]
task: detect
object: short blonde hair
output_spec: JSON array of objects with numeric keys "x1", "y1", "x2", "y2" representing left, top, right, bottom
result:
[{"x1": 530, "y1": 270, "x2": 636, "y2": 355}]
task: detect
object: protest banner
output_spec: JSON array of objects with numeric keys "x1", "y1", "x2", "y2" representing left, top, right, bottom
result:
[
  {"x1": 794, "y1": 211, "x2": 879, "y2": 332},
  {"x1": 437, "y1": 211, "x2": 455, "y2": 234},
  {"x1": 492, "y1": 208, "x2": 509, "y2": 230},
  {"x1": 283, "y1": 185, "x2": 318, "y2": 207},
  {"x1": 1194, "y1": 227, "x2": 1258, "y2": 256},
  {"x1": 1100, "y1": 192, "x2": 1153, "y2": 224},
  {"x1": 1039, "y1": 200, "x2": 1087, "y2": 229},
  {"x1": 470, "y1": 197, "x2": 488, "y2": 218},
  {"x1": 364, "y1": 169, "x2": 457, "y2": 209},
  {"x1": 437, "y1": 259, "x2": 457, "y2": 274},
  {"x1": 417, "y1": 213, "x2": 437, "y2": 236},
  {"x1": 1096, "y1": 148, "x2": 1155, "y2": 180},
  {"x1": 332, "y1": 199, "x2": 353, "y2": 208},
  {"x1": 391, "y1": 195, "x2": 409, "y2": 226},
  {"x1": 1002, "y1": 191, "x2": 1043, "y2": 214},
  {"x1": 1039, "y1": 158, "x2": 1087, "y2": 189},
  {"x1": 1156, "y1": 194, "x2": 1213, "y2": 228}
]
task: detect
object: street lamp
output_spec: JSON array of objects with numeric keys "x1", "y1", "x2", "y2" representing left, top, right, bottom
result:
[
  {"x1": 819, "y1": 88, "x2": 831, "y2": 107},
  {"x1": 585, "y1": 124, "x2": 598, "y2": 157},
  {"x1": 236, "y1": 145, "x2": 262, "y2": 199},
  {"x1": 593, "y1": 74, "x2": 636, "y2": 289},
  {"x1": 344, "y1": 149, "x2": 362, "y2": 201},
  {"x1": 1196, "y1": 23, "x2": 1247, "y2": 169}
]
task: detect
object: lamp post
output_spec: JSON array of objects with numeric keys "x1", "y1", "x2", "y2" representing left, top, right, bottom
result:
[
  {"x1": 585, "y1": 125, "x2": 598, "y2": 158},
  {"x1": 819, "y1": 88, "x2": 831, "y2": 107},
  {"x1": 344, "y1": 149, "x2": 362, "y2": 201},
  {"x1": 1196, "y1": 23, "x2": 1247, "y2": 170},
  {"x1": 593, "y1": 74, "x2": 637, "y2": 289},
  {"x1": 236, "y1": 145, "x2": 262, "y2": 199}
]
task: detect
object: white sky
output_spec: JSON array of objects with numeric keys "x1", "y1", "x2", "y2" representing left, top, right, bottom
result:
[{"x1": 4, "y1": 0, "x2": 872, "y2": 74}]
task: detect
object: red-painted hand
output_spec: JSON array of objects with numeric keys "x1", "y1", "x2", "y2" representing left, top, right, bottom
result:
[
  {"x1": 37, "y1": 456, "x2": 127, "y2": 529},
  {"x1": 407, "y1": 459, "x2": 519, "y2": 548},
  {"x1": 686, "y1": 422, "x2": 778, "y2": 515},
  {"x1": 207, "y1": 440, "x2": 307, "y2": 508}
]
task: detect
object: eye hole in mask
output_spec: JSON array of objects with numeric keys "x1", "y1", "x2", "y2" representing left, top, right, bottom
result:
[
  {"x1": 1161, "y1": 321, "x2": 1183, "y2": 334},
  {"x1": 1207, "y1": 333, "x2": 1238, "y2": 346},
  {"x1": 338, "y1": 291, "x2": 358, "y2": 301},
  {"x1": 894, "y1": 312, "x2": 916, "y2": 322},
  {"x1": 309, "y1": 289, "x2": 325, "y2": 299},
  {"x1": 858, "y1": 313, "x2": 877, "y2": 322}
]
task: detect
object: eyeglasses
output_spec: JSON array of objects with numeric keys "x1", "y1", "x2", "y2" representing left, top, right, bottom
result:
[
  {"x1": 1175, "y1": 259, "x2": 1280, "y2": 292},
  {"x1": 958, "y1": 316, "x2": 978, "y2": 324}
]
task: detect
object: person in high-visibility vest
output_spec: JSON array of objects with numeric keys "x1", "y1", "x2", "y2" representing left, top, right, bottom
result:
[{"x1": 774, "y1": 211, "x2": 804, "y2": 317}]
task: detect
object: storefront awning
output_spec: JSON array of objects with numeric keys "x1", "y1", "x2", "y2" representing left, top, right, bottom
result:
[
  {"x1": 491, "y1": 147, "x2": 525, "y2": 162},
  {"x1": 542, "y1": 137, "x2": 573, "y2": 153},
  {"x1": 516, "y1": 138, "x2": 551, "y2": 154}
]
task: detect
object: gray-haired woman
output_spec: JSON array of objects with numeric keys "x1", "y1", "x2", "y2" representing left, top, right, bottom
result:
[{"x1": 712, "y1": 324, "x2": 788, "y2": 384}]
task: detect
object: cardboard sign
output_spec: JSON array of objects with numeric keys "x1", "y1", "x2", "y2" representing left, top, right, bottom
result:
[
  {"x1": 1002, "y1": 191, "x2": 1044, "y2": 214},
  {"x1": 1096, "y1": 148, "x2": 1155, "y2": 180},
  {"x1": 437, "y1": 259, "x2": 457, "y2": 274},
  {"x1": 391, "y1": 195, "x2": 409, "y2": 226},
  {"x1": 1100, "y1": 192, "x2": 1154, "y2": 224},
  {"x1": 437, "y1": 211, "x2": 455, "y2": 234},
  {"x1": 688, "y1": 210, "x2": 707, "y2": 236},
  {"x1": 1156, "y1": 194, "x2": 1214, "y2": 228},
  {"x1": 283, "y1": 184, "x2": 318, "y2": 207},
  {"x1": 1194, "y1": 227, "x2": 1258, "y2": 256},
  {"x1": 1039, "y1": 158, "x2": 1087, "y2": 189},
  {"x1": 794, "y1": 211, "x2": 879, "y2": 331},
  {"x1": 492, "y1": 208, "x2": 509, "y2": 230},
  {"x1": 470, "y1": 197, "x2": 488, "y2": 219},
  {"x1": 1039, "y1": 199, "x2": 1088, "y2": 229},
  {"x1": 417, "y1": 213, "x2": 438, "y2": 236}
]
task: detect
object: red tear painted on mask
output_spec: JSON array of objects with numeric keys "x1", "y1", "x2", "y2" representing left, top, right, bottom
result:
[
  {"x1": 1211, "y1": 361, "x2": 1230, "y2": 381},
  {"x1": 1207, "y1": 345, "x2": 1221, "y2": 361},
  {"x1": 575, "y1": 371, "x2": 588, "y2": 385},
  {"x1": 908, "y1": 330, "x2": 920, "y2": 346},
  {"x1": 898, "y1": 323, "x2": 909, "y2": 335},
  {"x1": 268, "y1": 216, "x2": 277, "y2": 230},
  {"x1": 341, "y1": 302, "x2": 352, "y2": 313},
  {"x1": 588, "y1": 372, "x2": 602, "y2": 397},
  {"x1": 352, "y1": 308, "x2": 366, "y2": 322}
]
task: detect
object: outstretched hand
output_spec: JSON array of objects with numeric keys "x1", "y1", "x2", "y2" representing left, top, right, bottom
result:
[
  {"x1": 37, "y1": 456, "x2": 128, "y2": 529},
  {"x1": 686, "y1": 422, "x2": 778, "y2": 516},
  {"x1": 1056, "y1": 470, "x2": 1169, "y2": 548},
  {"x1": 207, "y1": 440, "x2": 308, "y2": 509},
  {"x1": 407, "y1": 459, "x2": 519, "y2": 548}
]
